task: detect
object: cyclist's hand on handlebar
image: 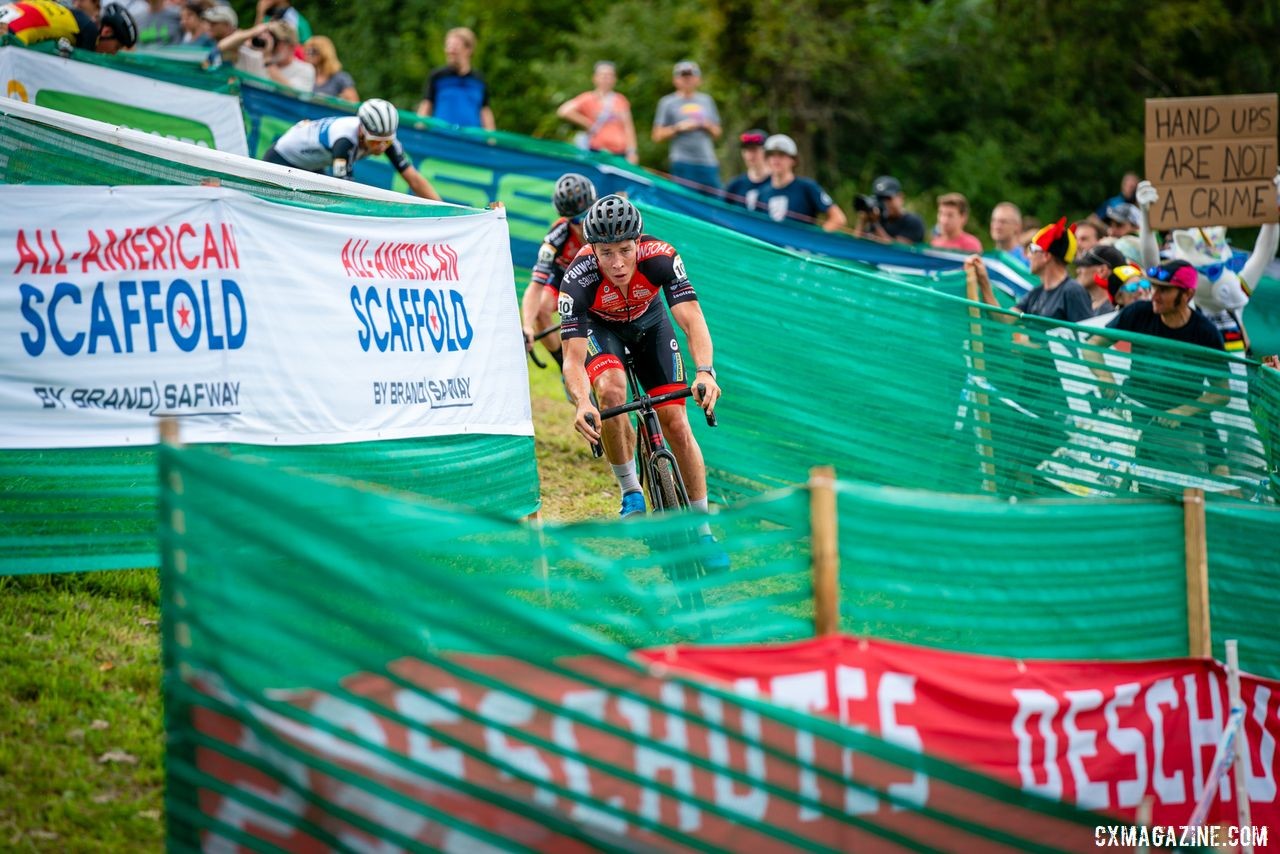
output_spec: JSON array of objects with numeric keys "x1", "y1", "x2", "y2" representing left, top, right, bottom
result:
[
  {"x1": 694, "y1": 372, "x2": 721, "y2": 415},
  {"x1": 574, "y1": 402, "x2": 603, "y2": 445},
  {"x1": 522, "y1": 325, "x2": 535, "y2": 352}
]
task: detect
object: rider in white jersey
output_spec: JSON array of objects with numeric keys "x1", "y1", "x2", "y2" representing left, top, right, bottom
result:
[{"x1": 263, "y1": 99, "x2": 440, "y2": 201}]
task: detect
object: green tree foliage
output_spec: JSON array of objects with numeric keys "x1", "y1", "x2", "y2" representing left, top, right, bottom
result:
[{"x1": 268, "y1": 0, "x2": 1279, "y2": 231}]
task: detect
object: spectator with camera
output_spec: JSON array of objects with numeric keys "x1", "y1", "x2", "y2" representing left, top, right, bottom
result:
[
  {"x1": 756, "y1": 134, "x2": 846, "y2": 231},
  {"x1": 218, "y1": 19, "x2": 314, "y2": 92},
  {"x1": 254, "y1": 0, "x2": 308, "y2": 43},
  {"x1": 855, "y1": 175, "x2": 925, "y2": 244}
]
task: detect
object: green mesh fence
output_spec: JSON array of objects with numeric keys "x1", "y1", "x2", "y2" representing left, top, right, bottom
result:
[
  {"x1": 160, "y1": 444, "x2": 1119, "y2": 852},
  {"x1": 1206, "y1": 500, "x2": 1280, "y2": 680},
  {"x1": 836, "y1": 481, "x2": 1190, "y2": 660},
  {"x1": 639, "y1": 203, "x2": 1280, "y2": 506},
  {"x1": 4, "y1": 38, "x2": 236, "y2": 93},
  {"x1": 0, "y1": 437, "x2": 538, "y2": 575},
  {"x1": 0, "y1": 108, "x2": 535, "y2": 574},
  {"x1": 0, "y1": 108, "x2": 473, "y2": 218}
]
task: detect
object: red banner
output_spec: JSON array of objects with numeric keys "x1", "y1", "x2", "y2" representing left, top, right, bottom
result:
[{"x1": 637, "y1": 635, "x2": 1280, "y2": 832}]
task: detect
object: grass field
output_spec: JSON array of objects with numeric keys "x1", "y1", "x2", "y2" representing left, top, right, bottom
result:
[{"x1": 0, "y1": 349, "x2": 612, "y2": 851}]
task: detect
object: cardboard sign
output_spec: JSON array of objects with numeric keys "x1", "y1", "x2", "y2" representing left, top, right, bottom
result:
[{"x1": 1145, "y1": 93, "x2": 1279, "y2": 229}]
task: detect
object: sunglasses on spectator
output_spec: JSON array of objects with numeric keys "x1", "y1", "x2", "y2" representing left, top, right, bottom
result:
[
  {"x1": 1026, "y1": 243, "x2": 1045, "y2": 255},
  {"x1": 1119, "y1": 281, "x2": 1146, "y2": 293}
]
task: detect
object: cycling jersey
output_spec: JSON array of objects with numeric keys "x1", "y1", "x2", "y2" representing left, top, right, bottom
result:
[
  {"x1": 0, "y1": 1, "x2": 97, "y2": 49},
  {"x1": 558, "y1": 235, "x2": 697, "y2": 339},
  {"x1": 531, "y1": 217, "x2": 585, "y2": 294},
  {"x1": 266, "y1": 116, "x2": 412, "y2": 174}
]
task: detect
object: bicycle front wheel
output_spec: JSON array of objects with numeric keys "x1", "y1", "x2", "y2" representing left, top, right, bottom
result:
[{"x1": 649, "y1": 455, "x2": 685, "y2": 511}]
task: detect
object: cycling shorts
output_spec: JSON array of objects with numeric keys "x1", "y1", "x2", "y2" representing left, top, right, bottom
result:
[{"x1": 582, "y1": 301, "x2": 687, "y2": 408}]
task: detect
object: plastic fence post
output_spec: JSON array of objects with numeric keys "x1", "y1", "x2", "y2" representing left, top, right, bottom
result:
[
  {"x1": 1183, "y1": 487, "x2": 1211, "y2": 658},
  {"x1": 809, "y1": 465, "x2": 839, "y2": 637},
  {"x1": 966, "y1": 267, "x2": 998, "y2": 493},
  {"x1": 1227, "y1": 639, "x2": 1255, "y2": 852}
]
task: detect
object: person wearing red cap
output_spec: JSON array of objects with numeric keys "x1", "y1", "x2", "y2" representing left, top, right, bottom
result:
[
  {"x1": 1083, "y1": 260, "x2": 1228, "y2": 476},
  {"x1": 968, "y1": 217, "x2": 1092, "y2": 323},
  {"x1": 724, "y1": 128, "x2": 770, "y2": 211}
]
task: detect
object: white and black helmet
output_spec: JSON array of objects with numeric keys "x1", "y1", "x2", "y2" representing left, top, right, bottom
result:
[
  {"x1": 582, "y1": 194, "x2": 642, "y2": 244},
  {"x1": 357, "y1": 99, "x2": 398, "y2": 139},
  {"x1": 553, "y1": 173, "x2": 597, "y2": 218}
]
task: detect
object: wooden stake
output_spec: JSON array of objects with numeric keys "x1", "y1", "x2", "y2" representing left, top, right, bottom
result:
[
  {"x1": 810, "y1": 466, "x2": 839, "y2": 636},
  {"x1": 159, "y1": 417, "x2": 181, "y2": 446},
  {"x1": 1183, "y1": 488, "x2": 1211, "y2": 658},
  {"x1": 966, "y1": 267, "x2": 997, "y2": 492},
  {"x1": 1226, "y1": 640, "x2": 1254, "y2": 851}
]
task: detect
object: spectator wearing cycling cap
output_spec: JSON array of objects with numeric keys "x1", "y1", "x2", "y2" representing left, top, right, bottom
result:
[
  {"x1": 756, "y1": 134, "x2": 847, "y2": 232},
  {"x1": 1105, "y1": 202, "x2": 1141, "y2": 239},
  {"x1": 969, "y1": 217, "x2": 1092, "y2": 323},
  {"x1": 0, "y1": 0, "x2": 137, "y2": 53},
  {"x1": 856, "y1": 175, "x2": 926, "y2": 244},
  {"x1": 200, "y1": 3, "x2": 236, "y2": 66},
  {"x1": 1074, "y1": 243, "x2": 1126, "y2": 316},
  {"x1": 1085, "y1": 259, "x2": 1227, "y2": 452},
  {"x1": 1104, "y1": 264, "x2": 1150, "y2": 309},
  {"x1": 652, "y1": 60, "x2": 723, "y2": 191},
  {"x1": 263, "y1": 100, "x2": 441, "y2": 201},
  {"x1": 724, "y1": 128, "x2": 770, "y2": 212}
]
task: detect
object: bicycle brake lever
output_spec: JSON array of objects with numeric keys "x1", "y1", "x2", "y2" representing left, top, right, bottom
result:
[
  {"x1": 584, "y1": 413, "x2": 604, "y2": 458},
  {"x1": 695, "y1": 383, "x2": 717, "y2": 427}
]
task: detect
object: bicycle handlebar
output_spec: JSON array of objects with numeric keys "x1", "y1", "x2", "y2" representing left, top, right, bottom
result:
[
  {"x1": 525, "y1": 324, "x2": 562, "y2": 369},
  {"x1": 597, "y1": 384, "x2": 718, "y2": 426}
]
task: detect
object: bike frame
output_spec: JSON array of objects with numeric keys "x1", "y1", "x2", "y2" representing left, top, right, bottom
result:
[{"x1": 626, "y1": 364, "x2": 692, "y2": 511}]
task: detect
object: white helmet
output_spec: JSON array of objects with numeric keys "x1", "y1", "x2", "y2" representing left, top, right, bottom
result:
[{"x1": 357, "y1": 99, "x2": 398, "y2": 140}]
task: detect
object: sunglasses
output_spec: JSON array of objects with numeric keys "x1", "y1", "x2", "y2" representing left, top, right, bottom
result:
[
  {"x1": 1194, "y1": 254, "x2": 1246, "y2": 282},
  {"x1": 1119, "y1": 281, "x2": 1145, "y2": 293},
  {"x1": 1026, "y1": 243, "x2": 1045, "y2": 255}
]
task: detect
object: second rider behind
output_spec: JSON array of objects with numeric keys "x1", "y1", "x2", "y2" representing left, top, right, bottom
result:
[{"x1": 558, "y1": 195, "x2": 722, "y2": 529}]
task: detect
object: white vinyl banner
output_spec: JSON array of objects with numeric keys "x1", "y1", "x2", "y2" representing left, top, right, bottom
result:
[
  {"x1": 0, "y1": 186, "x2": 532, "y2": 448},
  {"x1": 0, "y1": 46, "x2": 248, "y2": 155}
]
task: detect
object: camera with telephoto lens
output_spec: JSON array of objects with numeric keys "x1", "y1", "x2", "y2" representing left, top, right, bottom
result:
[
  {"x1": 251, "y1": 32, "x2": 274, "y2": 49},
  {"x1": 853, "y1": 194, "x2": 884, "y2": 218}
]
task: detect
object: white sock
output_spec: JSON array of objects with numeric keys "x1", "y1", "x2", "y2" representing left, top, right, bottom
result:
[
  {"x1": 612, "y1": 461, "x2": 641, "y2": 496},
  {"x1": 690, "y1": 497, "x2": 712, "y2": 536}
]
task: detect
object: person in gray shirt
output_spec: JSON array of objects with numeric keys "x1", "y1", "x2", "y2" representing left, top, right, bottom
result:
[{"x1": 651, "y1": 60, "x2": 722, "y2": 191}]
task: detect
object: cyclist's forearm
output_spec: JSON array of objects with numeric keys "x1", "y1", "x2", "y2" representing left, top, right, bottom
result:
[
  {"x1": 562, "y1": 337, "x2": 592, "y2": 404},
  {"x1": 672, "y1": 301, "x2": 713, "y2": 367}
]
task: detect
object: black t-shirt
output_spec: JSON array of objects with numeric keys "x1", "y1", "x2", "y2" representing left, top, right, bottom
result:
[
  {"x1": 724, "y1": 173, "x2": 769, "y2": 212},
  {"x1": 881, "y1": 211, "x2": 925, "y2": 243},
  {"x1": 1106, "y1": 300, "x2": 1225, "y2": 408}
]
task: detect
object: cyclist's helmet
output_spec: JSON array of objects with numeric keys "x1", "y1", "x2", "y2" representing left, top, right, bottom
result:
[
  {"x1": 357, "y1": 99, "x2": 399, "y2": 140},
  {"x1": 100, "y1": 3, "x2": 138, "y2": 48},
  {"x1": 582, "y1": 194, "x2": 642, "y2": 244},
  {"x1": 553, "y1": 173, "x2": 597, "y2": 218}
]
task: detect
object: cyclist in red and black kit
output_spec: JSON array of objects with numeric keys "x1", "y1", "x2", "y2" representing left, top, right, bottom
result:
[
  {"x1": 560, "y1": 194, "x2": 722, "y2": 521},
  {"x1": 520, "y1": 173, "x2": 596, "y2": 370}
]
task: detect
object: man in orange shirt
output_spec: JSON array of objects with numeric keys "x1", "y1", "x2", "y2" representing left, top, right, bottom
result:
[{"x1": 556, "y1": 61, "x2": 639, "y2": 164}]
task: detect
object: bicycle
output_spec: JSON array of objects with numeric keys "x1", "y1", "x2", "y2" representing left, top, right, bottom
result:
[
  {"x1": 526, "y1": 324, "x2": 562, "y2": 369},
  {"x1": 584, "y1": 362, "x2": 718, "y2": 622}
]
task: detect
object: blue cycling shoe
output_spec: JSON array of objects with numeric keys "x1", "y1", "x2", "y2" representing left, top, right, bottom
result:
[
  {"x1": 619, "y1": 491, "x2": 647, "y2": 517},
  {"x1": 699, "y1": 533, "x2": 731, "y2": 574}
]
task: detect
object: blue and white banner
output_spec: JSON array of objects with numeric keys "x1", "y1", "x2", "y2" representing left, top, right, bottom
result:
[{"x1": 0, "y1": 186, "x2": 531, "y2": 448}]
